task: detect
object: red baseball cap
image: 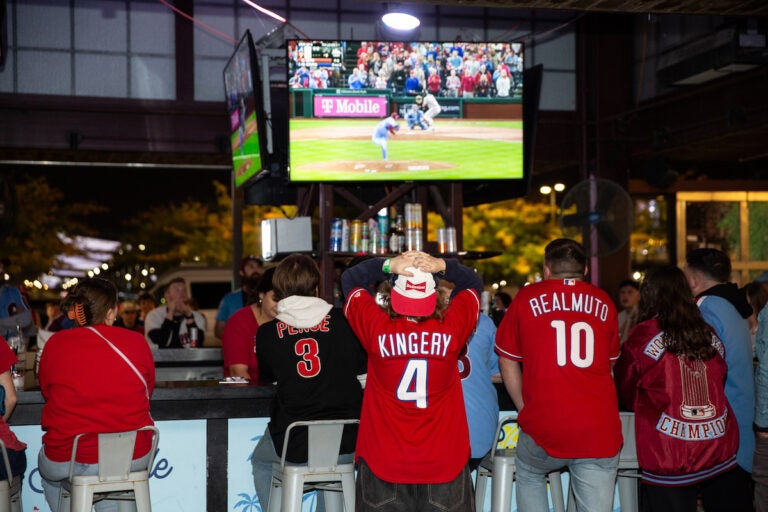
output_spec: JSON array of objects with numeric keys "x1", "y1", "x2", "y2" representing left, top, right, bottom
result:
[{"x1": 390, "y1": 267, "x2": 437, "y2": 317}]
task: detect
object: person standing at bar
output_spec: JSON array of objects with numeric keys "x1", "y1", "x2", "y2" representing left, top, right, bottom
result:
[
  {"x1": 684, "y1": 248, "x2": 755, "y2": 502},
  {"x1": 615, "y1": 266, "x2": 746, "y2": 512},
  {"x1": 495, "y1": 238, "x2": 622, "y2": 512}
]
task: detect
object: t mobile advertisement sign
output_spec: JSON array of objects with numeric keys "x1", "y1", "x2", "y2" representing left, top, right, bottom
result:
[{"x1": 314, "y1": 95, "x2": 388, "y2": 117}]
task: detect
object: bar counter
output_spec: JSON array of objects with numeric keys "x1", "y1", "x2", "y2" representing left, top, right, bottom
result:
[{"x1": 11, "y1": 342, "x2": 517, "y2": 512}]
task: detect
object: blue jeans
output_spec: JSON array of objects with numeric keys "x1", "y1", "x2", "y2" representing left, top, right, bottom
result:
[
  {"x1": 251, "y1": 426, "x2": 353, "y2": 512},
  {"x1": 356, "y1": 457, "x2": 474, "y2": 512},
  {"x1": 38, "y1": 446, "x2": 151, "y2": 512},
  {"x1": 515, "y1": 430, "x2": 619, "y2": 512}
]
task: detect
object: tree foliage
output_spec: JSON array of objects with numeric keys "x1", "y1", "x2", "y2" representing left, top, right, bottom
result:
[
  {"x1": 451, "y1": 198, "x2": 561, "y2": 286},
  {"x1": 2, "y1": 174, "x2": 104, "y2": 283}
]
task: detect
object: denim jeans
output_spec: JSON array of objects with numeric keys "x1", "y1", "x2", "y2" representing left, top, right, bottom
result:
[
  {"x1": 38, "y1": 446, "x2": 151, "y2": 512},
  {"x1": 251, "y1": 426, "x2": 354, "y2": 512},
  {"x1": 515, "y1": 430, "x2": 619, "y2": 512},
  {"x1": 356, "y1": 457, "x2": 474, "y2": 512},
  {"x1": 754, "y1": 433, "x2": 768, "y2": 512}
]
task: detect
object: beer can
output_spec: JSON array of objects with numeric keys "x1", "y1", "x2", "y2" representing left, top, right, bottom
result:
[
  {"x1": 330, "y1": 218, "x2": 344, "y2": 252},
  {"x1": 405, "y1": 228, "x2": 423, "y2": 251},
  {"x1": 377, "y1": 207, "x2": 389, "y2": 234},
  {"x1": 361, "y1": 221, "x2": 370, "y2": 253},
  {"x1": 341, "y1": 219, "x2": 350, "y2": 252},
  {"x1": 350, "y1": 220, "x2": 363, "y2": 253},
  {"x1": 370, "y1": 229, "x2": 381, "y2": 254}
]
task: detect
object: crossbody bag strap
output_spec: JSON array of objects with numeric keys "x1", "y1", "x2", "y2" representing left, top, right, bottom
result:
[{"x1": 87, "y1": 326, "x2": 150, "y2": 400}]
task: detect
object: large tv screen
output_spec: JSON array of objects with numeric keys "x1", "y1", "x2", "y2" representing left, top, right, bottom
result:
[
  {"x1": 286, "y1": 40, "x2": 525, "y2": 183},
  {"x1": 223, "y1": 30, "x2": 268, "y2": 187}
]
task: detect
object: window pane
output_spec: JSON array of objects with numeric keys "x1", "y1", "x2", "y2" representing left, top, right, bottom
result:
[
  {"x1": 17, "y1": 50, "x2": 71, "y2": 95},
  {"x1": 631, "y1": 196, "x2": 669, "y2": 265},
  {"x1": 17, "y1": 3, "x2": 71, "y2": 48},
  {"x1": 685, "y1": 201, "x2": 741, "y2": 261},
  {"x1": 74, "y1": 1, "x2": 127, "y2": 52},
  {"x1": 75, "y1": 54, "x2": 127, "y2": 97},
  {"x1": 130, "y1": 56, "x2": 174, "y2": 99}
]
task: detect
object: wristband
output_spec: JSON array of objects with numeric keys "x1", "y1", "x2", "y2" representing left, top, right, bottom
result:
[{"x1": 382, "y1": 258, "x2": 391, "y2": 274}]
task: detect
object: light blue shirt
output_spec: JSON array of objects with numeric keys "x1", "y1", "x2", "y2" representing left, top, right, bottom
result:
[
  {"x1": 216, "y1": 289, "x2": 244, "y2": 323},
  {"x1": 755, "y1": 303, "x2": 768, "y2": 429},
  {"x1": 698, "y1": 295, "x2": 756, "y2": 472},
  {"x1": 460, "y1": 313, "x2": 500, "y2": 459}
]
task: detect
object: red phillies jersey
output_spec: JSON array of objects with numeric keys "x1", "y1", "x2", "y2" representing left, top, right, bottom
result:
[
  {"x1": 344, "y1": 287, "x2": 480, "y2": 483},
  {"x1": 495, "y1": 279, "x2": 623, "y2": 458}
]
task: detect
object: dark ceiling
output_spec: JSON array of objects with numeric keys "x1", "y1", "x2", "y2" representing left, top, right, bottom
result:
[
  {"x1": 405, "y1": 0, "x2": 768, "y2": 17},
  {"x1": 407, "y1": 0, "x2": 768, "y2": 184}
]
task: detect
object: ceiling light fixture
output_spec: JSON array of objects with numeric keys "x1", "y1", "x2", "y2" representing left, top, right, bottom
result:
[{"x1": 381, "y1": 10, "x2": 420, "y2": 31}]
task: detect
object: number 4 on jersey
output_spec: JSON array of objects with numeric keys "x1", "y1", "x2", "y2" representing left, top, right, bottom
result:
[{"x1": 397, "y1": 359, "x2": 428, "y2": 408}]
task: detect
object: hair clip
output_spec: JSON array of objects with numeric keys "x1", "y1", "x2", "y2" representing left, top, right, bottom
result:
[{"x1": 74, "y1": 303, "x2": 87, "y2": 326}]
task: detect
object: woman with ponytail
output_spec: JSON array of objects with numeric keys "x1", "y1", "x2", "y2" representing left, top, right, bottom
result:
[{"x1": 37, "y1": 278, "x2": 155, "y2": 512}]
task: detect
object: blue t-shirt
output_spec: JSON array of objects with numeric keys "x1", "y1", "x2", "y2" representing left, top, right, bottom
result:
[
  {"x1": 216, "y1": 289, "x2": 245, "y2": 323},
  {"x1": 460, "y1": 313, "x2": 500, "y2": 459}
]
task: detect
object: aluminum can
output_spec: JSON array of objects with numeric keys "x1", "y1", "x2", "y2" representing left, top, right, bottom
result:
[
  {"x1": 330, "y1": 218, "x2": 344, "y2": 252},
  {"x1": 377, "y1": 207, "x2": 389, "y2": 234},
  {"x1": 350, "y1": 220, "x2": 363, "y2": 253},
  {"x1": 341, "y1": 219, "x2": 350, "y2": 252}
]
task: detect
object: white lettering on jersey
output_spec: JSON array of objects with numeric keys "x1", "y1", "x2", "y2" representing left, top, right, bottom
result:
[
  {"x1": 377, "y1": 332, "x2": 451, "y2": 358},
  {"x1": 643, "y1": 333, "x2": 667, "y2": 360},
  {"x1": 656, "y1": 410, "x2": 728, "y2": 441},
  {"x1": 528, "y1": 292, "x2": 609, "y2": 321}
]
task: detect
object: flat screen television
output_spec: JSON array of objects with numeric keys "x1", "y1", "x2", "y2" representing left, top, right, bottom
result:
[
  {"x1": 286, "y1": 40, "x2": 527, "y2": 186},
  {"x1": 223, "y1": 30, "x2": 269, "y2": 187}
]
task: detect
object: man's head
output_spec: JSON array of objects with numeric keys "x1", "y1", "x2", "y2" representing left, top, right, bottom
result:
[
  {"x1": 240, "y1": 255, "x2": 265, "y2": 279},
  {"x1": 415, "y1": 95, "x2": 423, "y2": 106},
  {"x1": 684, "y1": 247, "x2": 732, "y2": 296},
  {"x1": 390, "y1": 267, "x2": 438, "y2": 318},
  {"x1": 543, "y1": 238, "x2": 587, "y2": 280},
  {"x1": 618, "y1": 279, "x2": 640, "y2": 311},
  {"x1": 165, "y1": 277, "x2": 190, "y2": 302},
  {"x1": 272, "y1": 254, "x2": 320, "y2": 301}
]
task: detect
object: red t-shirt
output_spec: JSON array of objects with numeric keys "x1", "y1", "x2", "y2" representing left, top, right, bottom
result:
[
  {"x1": 344, "y1": 287, "x2": 480, "y2": 483},
  {"x1": 0, "y1": 338, "x2": 25, "y2": 451},
  {"x1": 39, "y1": 325, "x2": 155, "y2": 463},
  {"x1": 221, "y1": 305, "x2": 260, "y2": 383},
  {"x1": 495, "y1": 279, "x2": 623, "y2": 458}
]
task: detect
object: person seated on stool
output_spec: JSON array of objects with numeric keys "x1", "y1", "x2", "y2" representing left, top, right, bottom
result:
[
  {"x1": 0, "y1": 334, "x2": 27, "y2": 483},
  {"x1": 37, "y1": 277, "x2": 155, "y2": 512}
]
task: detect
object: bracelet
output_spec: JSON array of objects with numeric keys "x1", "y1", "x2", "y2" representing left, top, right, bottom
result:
[{"x1": 382, "y1": 258, "x2": 391, "y2": 274}]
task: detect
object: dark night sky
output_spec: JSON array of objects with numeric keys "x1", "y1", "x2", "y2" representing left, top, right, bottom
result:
[{"x1": 11, "y1": 166, "x2": 230, "y2": 240}]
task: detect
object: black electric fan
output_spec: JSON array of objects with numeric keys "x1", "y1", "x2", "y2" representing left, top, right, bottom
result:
[{"x1": 559, "y1": 178, "x2": 634, "y2": 257}]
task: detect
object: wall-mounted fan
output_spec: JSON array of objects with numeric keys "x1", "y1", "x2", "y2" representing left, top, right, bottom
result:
[{"x1": 559, "y1": 178, "x2": 634, "y2": 257}]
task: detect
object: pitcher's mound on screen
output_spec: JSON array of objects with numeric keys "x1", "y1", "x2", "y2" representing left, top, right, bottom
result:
[{"x1": 303, "y1": 160, "x2": 456, "y2": 175}]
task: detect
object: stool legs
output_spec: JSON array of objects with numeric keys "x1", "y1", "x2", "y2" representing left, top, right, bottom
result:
[
  {"x1": 617, "y1": 473, "x2": 639, "y2": 512},
  {"x1": 548, "y1": 471, "x2": 566, "y2": 512},
  {"x1": 491, "y1": 458, "x2": 515, "y2": 512}
]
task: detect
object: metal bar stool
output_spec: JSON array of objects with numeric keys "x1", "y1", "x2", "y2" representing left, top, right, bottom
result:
[
  {"x1": 58, "y1": 425, "x2": 159, "y2": 512},
  {"x1": 475, "y1": 416, "x2": 566, "y2": 512},
  {"x1": 268, "y1": 419, "x2": 358, "y2": 512},
  {"x1": 0, "y1": 439, "x2": 22, "y2": 512}
]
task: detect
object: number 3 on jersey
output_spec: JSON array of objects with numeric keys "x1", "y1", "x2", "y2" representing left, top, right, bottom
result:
[
  {"x1": 397, "y1": 359, "x2": 428, "y2": 408},
  {"x1": 551, "y1": 320, "x2": 594, "y2": 368}
]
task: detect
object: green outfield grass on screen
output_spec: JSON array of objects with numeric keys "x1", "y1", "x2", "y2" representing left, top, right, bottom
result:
[{"x1": 288, "y1": 118, "x2": 524, "y2": 182}]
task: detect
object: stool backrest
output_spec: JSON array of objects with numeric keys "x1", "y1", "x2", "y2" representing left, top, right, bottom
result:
[
  {"x1": 280, "y1": 420, "x2": 359, "y2": 471},
  {"x1": 69, "y1": 426, "x2": 160, "y2": 483},
  {"x1": 491, "y1": 415, "x2": 518, "y2": 461},
  {"x1": 0, "y1": 439, "x2": 14, "y2": 483}
]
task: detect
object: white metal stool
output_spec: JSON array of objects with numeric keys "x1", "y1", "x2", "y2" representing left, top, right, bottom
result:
[
  {"x1": 475, "y1": 416, "x2": 566, "y2": 512},
  {"x1": 0, "y1": 439, "x2": 22, "y2": 512},
  {"x1": 58, "y1": 425, "x2": 159, "y2": 512},
  {"x1": 268, "y1": 419, "x2": 358, "y2": 512}
]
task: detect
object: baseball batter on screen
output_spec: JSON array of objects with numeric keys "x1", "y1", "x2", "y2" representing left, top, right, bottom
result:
[{"x1": 415, "y1": 93, "x2": 441, "y2": 130}]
